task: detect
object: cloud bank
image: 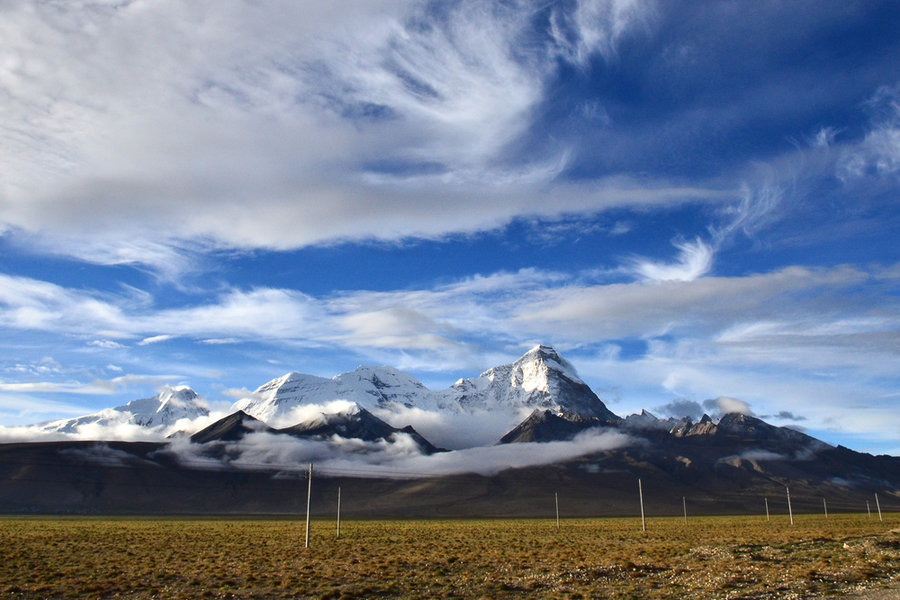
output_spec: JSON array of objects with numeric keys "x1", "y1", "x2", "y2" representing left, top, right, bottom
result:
[{"x1": 163, "y1": 426, "x2": 633, "y2": 479}]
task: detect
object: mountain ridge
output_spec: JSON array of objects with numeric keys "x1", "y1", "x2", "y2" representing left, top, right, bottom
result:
[
  {"x1": 232, "y1": 345, "x2": 620, "y2": 442},
  {"x1": 14, "y1": 345, "x2": 895, "y2": 462},
  {"x1": 1, "y1": 343, "x2": 897, "y2": 515}
]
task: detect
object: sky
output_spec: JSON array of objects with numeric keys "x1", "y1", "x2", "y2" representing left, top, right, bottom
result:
[{"x1": 1, "y1": 0, "x2": 899, "y2": 455}]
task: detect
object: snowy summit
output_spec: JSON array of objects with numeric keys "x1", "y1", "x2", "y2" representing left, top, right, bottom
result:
[{"x1": 39, "y1": 386, "x2": 208, "y2": 437}]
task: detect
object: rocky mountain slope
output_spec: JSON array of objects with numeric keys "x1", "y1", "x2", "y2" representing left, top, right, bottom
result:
[{"x1": 191, "y1": 402, "x2": 442, "y2": 455}]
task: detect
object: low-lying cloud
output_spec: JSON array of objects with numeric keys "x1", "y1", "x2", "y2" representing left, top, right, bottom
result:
[
  {"x1": 162, "y1": 426, "x2": 633, "y2": 479},
  {"x1": 370, "y1": 405, "x2": 533, "y2": 450},
  {"x1": 653, "y1": 399, "x2": 704, "y2": 420},
  {"x1": 0, "y1": 410, "x2": 230, "y2": 444},
  {"x1": 717, "y1": 449, "x2": 787, "y2": 465}
]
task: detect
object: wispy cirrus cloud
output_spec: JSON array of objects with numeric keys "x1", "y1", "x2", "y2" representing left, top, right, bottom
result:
[
  {"x1": 0, "y1": 0, "x2": 680, "y2": 274},
  {"x1": 839, "y1": 83, "x2": 900, "y2": 180},
  {"x1": 0, "y1": 374, "x2": 185, "y2": 396},
  {"x1": 550, "y1": 0, "x2": 657, "y2": 66},
  {"x1": 629, "y1": 238, "x2": 713, "y2": 282}
]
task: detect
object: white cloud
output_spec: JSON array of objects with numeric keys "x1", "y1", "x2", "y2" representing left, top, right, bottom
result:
[
  {"x1": 0, "y1": 381, "x2": 114, "y2": 395},
  {"x1": 324, "y1": 0, "x2": 545, "y2": 166},
  {"x1": 704, "y1": 396, "x2": 752, "y2": 417},
  {"x1": 0, "y1": 425, "x2": 72, "y2": 443},
  {"x1": 653, "y1": 399, "x2": 704, "y2": 420},
  {"x1": 0, "y1": 373, "x2": 185, "y2": 403},
  {"x1": 550, "y1": 0, "x2": 657, "y2": 65},
  {"x1": 0, "y1": 276, "x2": 328, "y2": 343},
  {"x1": 0, "y1": 406, "x2": 230, "y2": 444},
  {"x1": 513, "y1": 265, "x2": 871, "y2": 341},
  {"x1": 264, "y1": 400, "x2": 360, "y2": 430},
  {"x1": 371, "y1": 404, "x2": 535, "y2": 450},
  {"x1": 164, "y1": 426, "x2": 632, "y2": 478},
  {"x1": 630, "y1": 238, "x2": 713, "y2": 282},
  {"x1": 714, "y1": 179, "x2": 784, "y2": 245},
  {"x1": 571, "y1": 337, "x2": 900, "y2": 445},
  {"x1": 138, "y1": 334, "x2": 175, "y2": 346},
  {"x1": 201, "y1": 338, "x2": 239, "y2": 345},
  {"x1": 89, "y1": 340, "x2": 124, "y2": 349},
  {"x1": 0, "y1": 0, "x2": 715, "y2": 273},
  {"x1": 812, "y1": 126, "x2": 838, "y2": 148},
  {"x1": 0, "y1": 392, "x2": 94, "y2": 426},
  {"x1": 0, "y1": 273, "x2": 132, "y2": 337},
  {"x1": 334, "y1": 307, "x2": 460, "y2": 352},
  {"x1": 839, "y1": 83, "x2": 900, "y2": 179},
  {"x1": 2, "y1": 261, "x2": 895, "y2": 377},
  {"x1": 718, "y1": 449, "x2": 786, "y2": 464}
]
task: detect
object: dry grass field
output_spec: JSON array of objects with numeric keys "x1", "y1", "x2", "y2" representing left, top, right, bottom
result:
[{"x1": 0, "y1": 514, "x2": 897, "y2": 599}]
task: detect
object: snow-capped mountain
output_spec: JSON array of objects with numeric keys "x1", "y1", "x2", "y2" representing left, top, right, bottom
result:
[
  {"x1": 440, "y1": 345, "x2": 619, "y2": 420},
  {"x1": 40, "y1": 386, "x2": 208, "y2": 436},
  {"x1": 231, "y1": 366, "x2": 444, "y2": 425},
  {"x1": 233, "y1": 345, "x2": 618, "y2": 428}
]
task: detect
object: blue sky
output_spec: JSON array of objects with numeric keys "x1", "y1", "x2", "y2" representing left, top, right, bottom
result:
[{"x1": 1, "y1": 0, "x2": 899, "y2": 453}]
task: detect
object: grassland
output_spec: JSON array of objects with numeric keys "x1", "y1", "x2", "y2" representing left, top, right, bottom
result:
[{"x1": 0, "y1": 514, "x2": 897, "y2": 599}]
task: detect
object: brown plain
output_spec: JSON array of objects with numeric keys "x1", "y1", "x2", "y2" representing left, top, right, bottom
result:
[{"x1": 0, "y1": 514, "x2": 897, "y2": 599}]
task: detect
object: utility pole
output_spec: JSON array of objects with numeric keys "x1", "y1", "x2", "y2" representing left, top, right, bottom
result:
[
  {"x1": 638, "y1": 479, "x2": 646, "y2": 532},
  {"x1": 765, "y1": 497, "x2": 770, "y2": 522},
  {"x1": 786, "y1": 486, "x2": 794, "y2": 526},
  {"x1": 336, "y1": 486, "x2": 341, "y2": 538},
  {"x1": 305, "y1": 463, "x2": 313, "y2": 548},
  {"x1": 555, "y1": 492, "x2": 560, "y2": 530},
  {"x1": 875, "y1": 493, "x2": 883, "y2": 522}
]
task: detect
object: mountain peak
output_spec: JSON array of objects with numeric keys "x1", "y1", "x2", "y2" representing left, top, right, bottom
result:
[
  {"x1": 454, "y1": 345, "x2": 619, "y2": 421},
  {"x1": 524, "y1": 344, "x2": 561, "y2": 359},
  {"x1": 190, "y1": 410, "x2": 273, "y2": 444},
  {"x1": 512, "y1": 345, "x2": 585, "y2": 385},
  {"x1": 38, "y1": 385, "x2": 208, "y2": 436},
  {"x1": 125, "y1": 386, "x2": 208, "y2": 428},
  {"x1": 156, "y1": 386, "x2": 202, "y2": 410}
]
